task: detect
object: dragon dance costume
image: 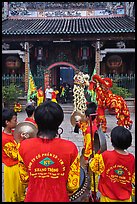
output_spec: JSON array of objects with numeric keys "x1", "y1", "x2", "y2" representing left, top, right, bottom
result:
[
  {"x1": 91, "y1": 74, "x2": 132, "y2": 132},
  {"x1": 89, "y1": 150, "x2": 135, "y2": 202},
  {"x1": 2, "y1": 131, "x2": 26, "y2": 202},
  {"x1": 18, "y1": 137, "x2": 80, "y2": 202}
]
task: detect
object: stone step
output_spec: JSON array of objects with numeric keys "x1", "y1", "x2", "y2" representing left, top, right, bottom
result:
[
  {"x1": 128, "y1": 106, "x2": 135, "y2": 113},
  {"x1": 60, "y1": 103, "x2": 74, "y2": 114},
  {"x1": 125, "y1": 98, "x2": 135, "y2": 106}
]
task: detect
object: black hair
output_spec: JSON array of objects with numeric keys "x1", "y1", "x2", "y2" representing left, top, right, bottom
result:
[
  {"x1": 25, "y1": 105, "x2": 35, "y2": 117},
  {"x1": 34, "y1": 101, "x2": 64, "y2": 139},
  {"x1": 2, "y1": 108, "x2": 17, "y2": 127},
  {"x1": 111, "y1": 126, "x2": 132, "y2": 150},
  {"x1": 85, "y1": 102, "x2": 97, "y2": 121}
]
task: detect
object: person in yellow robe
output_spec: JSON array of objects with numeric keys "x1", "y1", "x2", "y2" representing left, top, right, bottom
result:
[
  {"x1": 37, "y1": 86, "x2": 44, "y2": 106},
  {"x1": 2, "y1": 108, "x2": 26, "y2": 202}
]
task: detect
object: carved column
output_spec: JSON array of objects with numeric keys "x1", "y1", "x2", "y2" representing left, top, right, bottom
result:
[
  {"x1": 24, "y1": 42, "x2": 29, "y2": 93},
  {"x1": 20, "y1": 42, "x2": 33, "y2": 93},
  {"x1": 95, "y1": 43, "x2": 100, "y2": 75},
  {"x1": 92, "y1": 40, "x2": 103, "y2": 75}
]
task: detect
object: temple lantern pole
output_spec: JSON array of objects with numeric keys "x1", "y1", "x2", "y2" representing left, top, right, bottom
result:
[
  {"x1": 20, "y1": 42, "x2": 33, "y2": 94},
  {"x1": 92, "y1": 40, "x2": 103, "y2": 75}
]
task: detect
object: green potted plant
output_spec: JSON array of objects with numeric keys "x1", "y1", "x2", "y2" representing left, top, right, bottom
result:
[
  {"x1": 110, "y1": 82, "x2": 132, "y2": 99},
  {"x1": 2, "y1": 83, "x2": 23, "y2": 108},
  {"x1": 109, "y1": 82, "x2": 132, "y2": 115}
]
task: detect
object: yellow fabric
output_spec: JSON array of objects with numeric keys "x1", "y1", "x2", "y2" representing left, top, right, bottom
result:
[
  {"x1": 90, "y1": 172, "x2": 99, "y2": 192},
  {"x1": 18, "y1": 152, "x2": 29, "y2": 185},
  {"x1": 3, "y1": 141, "x2": 18, "y2": 160},
  {"x1": 131, "y1": 172, "x2": 135, "y2": 196},
  {"x1": 89, "y1": 153, "x2": 105, "y2": 175},
  {"x1": 4, "y1": 164, "x2": 26, "y2": 202},
  {"x1": 84, "y1": 133, "x2": 92, "y2": 158},
  {"x1": 51, "y1": 98, "x2": 57, "y2": 103},
  {"x1": 55, "y1": 90, "x2": 59, "y2": 95},
  {"x1": 67, "y1": 153, "x2": 80, "y2": 193},
  {"x1": 80, "y1": 121, "x2": 92, "y2": 159},
  {"x1": 37, "y1": 96, "x2": 44, "y2": 106},
  {"x1": 100, "y1": 194, "x2": 132, "y2": 202}
]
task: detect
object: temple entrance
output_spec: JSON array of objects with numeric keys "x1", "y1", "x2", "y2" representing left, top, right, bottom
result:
[
  {"x1": 60, "y1": 66, "x2": 74, "y2": 86},
  {"x1": 45, "y1": 61, "x2": 78, "y2": 103}
]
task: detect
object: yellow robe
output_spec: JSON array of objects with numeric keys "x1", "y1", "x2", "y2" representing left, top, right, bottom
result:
[{"x1": 3, "y1": 142, "x2": 26, "y2": 202}]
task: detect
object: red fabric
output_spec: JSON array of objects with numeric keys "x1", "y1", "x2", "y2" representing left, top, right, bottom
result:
[
  {"x1": 15, "y1": 103, "x2": 21, "y2": 108},
  {"x1": 2, "y1": 131, "x2": 18, "y2": 166},
  {"x1": 37, "y1": 89, "x2": 44, "y2": 97},
  {"x1": 52, "y1": 91, "x2": 56, "y2": 99},
  {"x1": 25, "y1": 117, "x2": 37, "y2": 126},
  {"x1": 83, "y1": 121, "x2": 98, "y2": 160},
  {"x1": 97, "y1": 106, "x2": 105, "y2": 116},
  {"x1": 85, "y1": 121, "x2": 98, "y2": 136},
  {"x1": 98, "y1": 150, "x2": 135, "y2": 200},
  {"x1": 19, "y1": 137, "x2": 78, "y2": 202}
]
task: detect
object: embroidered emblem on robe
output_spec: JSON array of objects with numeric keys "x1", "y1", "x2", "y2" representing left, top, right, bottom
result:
[{"x1": 39, "y1": 157, "x2": 54, "y2": 167}]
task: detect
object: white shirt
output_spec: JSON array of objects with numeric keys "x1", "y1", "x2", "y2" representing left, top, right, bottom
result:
[{"x1": 45, "y1": 88, "x2": 53, "y2": 99}]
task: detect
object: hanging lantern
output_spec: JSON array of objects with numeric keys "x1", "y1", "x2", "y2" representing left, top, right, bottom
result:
[
  {"x1": 81, "y1": 47, "x2": 90, "y2": 60},
  {"x1": 37, "y1": 47, "x2": 43, "y2": 60}
]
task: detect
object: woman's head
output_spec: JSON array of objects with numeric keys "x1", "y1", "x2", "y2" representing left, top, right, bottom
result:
[
  {"x1": 111, "y1": 126, "x2": 132, "y2": 150},
  {"x1": 34, "y1": 101, "x2": 64, "y2": 139}
]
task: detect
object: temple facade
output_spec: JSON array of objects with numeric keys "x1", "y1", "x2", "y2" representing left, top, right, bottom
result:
[{"x1": 2, "y1": 2, "x2": 135, "y2": 96}]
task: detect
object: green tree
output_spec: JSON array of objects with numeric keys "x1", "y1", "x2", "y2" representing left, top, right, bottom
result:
[{"x1": 2, "y1": 83, "x2": 23, "y2": 107}]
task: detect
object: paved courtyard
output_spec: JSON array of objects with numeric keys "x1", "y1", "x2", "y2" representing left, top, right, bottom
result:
[{"x1": 2, "y1": 107, "x2": 135, "y2": 202}]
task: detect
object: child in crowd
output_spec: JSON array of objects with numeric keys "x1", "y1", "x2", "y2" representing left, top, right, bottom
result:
[
  {"x1": 25, "y1": 105, "x2": 37, "y2": 127},
  {"x1": 2, "y1": 108, "x2": 26, "y2": 202},
  {"x1": 18, "y1": 101, "x2": 80, "y2": 202},
  {"x1": 89, "y1": 126, "x2": 135, "y2": 202}
]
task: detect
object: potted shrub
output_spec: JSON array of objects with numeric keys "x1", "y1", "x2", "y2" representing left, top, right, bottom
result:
[
  {"x1": 109, "y1": 82, "x2": 132, "y2": 115},
  {"x1": 110, "y1": 82, "x2": 132, "y2": 99},
  {"x1": 2, "y1": 83, "x2": 23, "y2": 108}
]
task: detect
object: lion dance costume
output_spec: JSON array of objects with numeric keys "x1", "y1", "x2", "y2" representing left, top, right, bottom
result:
[{"x1": 91, "y1": 74, "x2": 133, "y2": 132}]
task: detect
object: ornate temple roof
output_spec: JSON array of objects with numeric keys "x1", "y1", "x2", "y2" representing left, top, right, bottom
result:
[{"x1": 2, "y1": 16, "x2": 135, "y2": 35}]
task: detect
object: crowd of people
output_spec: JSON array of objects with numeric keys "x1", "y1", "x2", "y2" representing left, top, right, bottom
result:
[
  {"x1": 2, "y1": 98, "x2": 135, "y2": 202},
  {"x1": 26, "y1": 83, "x2": 72, "y2": 108},
  {"x1": 2, "y1": 71, "x2": 135, "y2": 202}
]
